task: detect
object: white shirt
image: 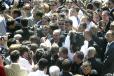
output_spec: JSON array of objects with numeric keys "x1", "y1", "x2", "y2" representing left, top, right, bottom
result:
[
  {"x1": 86, "y1": 21, "x2": 96, "y2": 31},
  {"x1": 18, "y1": 57, "x2": 32, "y2": 72},
  {"x1": 63, "y1": 35, "x2": 74, "y2": 61},
  {"x1": 80, "y1": 40, "x2": 89, "y2": 57},
  {"x1": 28, "y1": 70, "x2": 49, "y2": 76},
  {"x1": 69, "y1": 16, "x2": 80, "y2": 29}
]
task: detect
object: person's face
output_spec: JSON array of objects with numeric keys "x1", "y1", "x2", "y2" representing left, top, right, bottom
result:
[
  {"x1": 0, "y1": 36, "x2": 7, "y2": 45},
  {"x1": 73, "y1": 54, "x2": 78, "y2": 62},
  {"x1": 42, "y1": 27, "x2": 50, "y2": 35},
  {"x1": 93, "y1": 13, "x2": 100, "y2": 23},
  {"x1": 49, "y1": 1, "x2": 57, "y2": 10},
  {"x1": 73, "y1": 53, "x2": 80, "y2": 63},
  {"x1": 65, "y1": 22, "x2": 72, "y2": 31},
  {"x1": 105, "y1": 31, "x2": 112, "y2": 42},
  {"x1": 81, "y1": 65, "x2": 91, "y2": 75},
  {"x1": 102, "y1": 12, "x2": 109, "y2": 22},
  {"x1": 84, "y1": 31, "x2": 91, "y2": 40},
  {"x1": 12, "y1": 13, "x2": 18, "y2": 19},
  {"x1": 58, "y1": 21, "x2": 65, "y2": 31},
  {"x1": 70, "y1": 9, "x2": 78, "y2": 16},
  {"x1": 106, "y1": 1, "x2": 114, "y2": 8},
  {"x1": 51, "y1": 15, "x2": 58, "y2": 22},
  {"x1": 65, "y1": 2, "x2": 72, "y2": 8},
  {"x1": 23, "y1": 51, "x2": 29, "y2": 60},
  {"x1": 24, "y1": 7, "x2": 31, "y2": 13},
  {"x1": 81, "y1": 17, "x2": 88, "y2": 24},
  {"x1": 53, "y1": 32, "x2": 60, "y2": 42},
  {"x1": 59, "y1": 52, "x2": 67, "y2": 59}
]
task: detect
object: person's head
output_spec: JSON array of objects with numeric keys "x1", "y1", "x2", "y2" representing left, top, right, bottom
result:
[
  {"x1": 33, "y1": 48, "x2": 44, "y2": 64},
  {"x1": 42, "y1": 25, "x2": 50, "y2": 35},
  {"x1": 81, "y1": 61, "x2": 92, "y2": 75},
  {"x1": 51, "y1": 13, "x2": 58, "y2": 22},
  {"x1": 59, "y1": 47, "x2": 68, "y2": 59},
  {"x1": 7, "y1": 19, "x2": 15, "y2": 29},
  {"x1": 87, "y1": 3, "x2": 94, "y2": 10},
  {"x1": 19, "y1": 45, "x2": 29, "y2": 59},
  {"x1": 65, "y1": 0, "x2": 73, "y2": 8},
  {"x1": 29, "y1": 35, "x2": 40, "y2": 45},
  {"x1": 23, "y1": 3, "x2": 31, "y2": 13},
  {"x1": 10, "y1": 50, "x2": 20, "y2": 63},
  {"x1": 73, "y1": 51, "x2": 84, "y2": 64},
  {"x1": 49, "y1": 66, "x2": 60, "y2": 76},
  {"x1": 110, "y1": 21, "x2": 114, "y2": 31},
  {"x1": 65, "y1": 19, "x2": 72, "y2": 32},
  {"x1": 105, "y1": 30, "x2": 114, "y2": 42},
  {"x1": 84, "y1": 30, "x2": 92, "y2": 41},
  {"x1": 50, "y1": 43, "x2": 59, "y2": 56},
  {"x1": 78, "y1": 22, "x2": 87, "y2": 32},
  {"x1": 53, "y1": 29, "x2": 61, "y2": 43},
  {"x1": 49, "y1": 1, "x2": 57, "y2": 11},
  {"x1": 101, "y1": 10, "x2": 110, "y2": 22},
  {"x1": 0, "y1": 35, "x2": 7, "y2": 46},
  {"x1": 30, "y1": 43, "x2": 38, "y2": 53},
  {"x1": 80, "y1": 15, "x2": 91, "y2": 24},
  {"x1": 38, "y1": 58, "x2": 48, "y2": 71},
  {"x1": 93, "y1": 1, "x2": 101, "y2": 9},
  {"x1": 106, "y1": 0, "x2": 114, "y2": 8},
  {"x1": 12, "y1": 9, "x2": 21, "y2": 18},
  {"x1": 60, "y1": 7, "x2": 69, "y2": 16},
  {"x1": 41, "y1": 3, "x2": 50, "y2": 13},
  {"x1": 70, "y1": 7, "x2": 80, "y2": 16},
  {"x1": 58, "y1": 19, "x2": 65, "y2": 31},
  {"x1": 86, "y1": 47, "x2": 96, "y2": 59},
  {"x1": 33, "y1": 10, "x2": 44, "y2": 21},
  {"x1": 62, "y1": 59, "x2": 71, "y2": 72},
  {"x1": 42, "y1": 16, "x2": 50, "y2": 25},
  {"x1": 9, "y1": 44, "x2": 22, "y2": 52},
  {"x1": 14, "y1": 34, "x2": 22, "y2": 41},
  {"x1": 93, "y1": 11, "x2": 101, "y2": 24}
]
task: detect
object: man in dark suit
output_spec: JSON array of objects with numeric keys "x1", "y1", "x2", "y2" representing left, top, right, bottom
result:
[{"x1": 102, "y1": 30, "x2": 114, "y2": 75}]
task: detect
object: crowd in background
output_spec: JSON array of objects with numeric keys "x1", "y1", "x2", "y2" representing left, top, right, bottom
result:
[{"x1": 0, "y1": 0, "x2": 114, "y2": 76}]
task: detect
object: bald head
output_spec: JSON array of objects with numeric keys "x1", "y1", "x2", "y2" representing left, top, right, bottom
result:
[{"x1": 105, "y1": 30, "x2": 114, "y2": 42}]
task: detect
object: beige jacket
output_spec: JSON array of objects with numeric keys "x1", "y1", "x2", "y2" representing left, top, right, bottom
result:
[{"x1": 4, "y1": 63, "x2": 28, "y2": 76}]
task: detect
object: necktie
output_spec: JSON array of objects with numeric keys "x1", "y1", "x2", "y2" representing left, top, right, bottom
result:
[{"x1": 105, "y1": 43, "x2": 110, "y2": 55}]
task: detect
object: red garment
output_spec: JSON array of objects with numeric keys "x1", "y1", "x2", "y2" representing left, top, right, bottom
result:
[{"x1": 0, "y1": 65, "x2": 7, "y2": 76}]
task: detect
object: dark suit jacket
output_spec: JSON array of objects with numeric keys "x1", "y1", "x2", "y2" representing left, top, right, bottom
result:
[
  {"x1": 92, "y1": 35, "x2": 107, "y2": 61},
  {"x1": 88, "y1": 58, "x2": 102, "y2": 76},
  {"x1": 103, "y1": 42, "x2": 114, "y2": 75}
]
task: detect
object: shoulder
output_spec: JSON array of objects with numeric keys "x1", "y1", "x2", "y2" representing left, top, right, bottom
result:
[
  {"x1": 5, "y1": 65, "x2": 10, "y2": 69},
  {"x1": 28, "y1": 72, "x2": 36, "y2": 76}
]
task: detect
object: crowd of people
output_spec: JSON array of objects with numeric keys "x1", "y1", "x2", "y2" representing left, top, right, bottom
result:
[{"x1": 0, "y1": 0, "x2": 114, "y2": 76}]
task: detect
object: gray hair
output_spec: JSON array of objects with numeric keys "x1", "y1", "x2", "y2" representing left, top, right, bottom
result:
[{"x1": 49, "y1": 66, "x2": 60, "y2": 76}]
